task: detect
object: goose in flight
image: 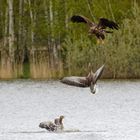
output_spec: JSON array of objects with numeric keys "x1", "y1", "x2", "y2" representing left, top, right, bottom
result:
[
  {"x1": 71, "y1": 15, "x2": 119, "y2": 44},
  {"x1": 61, "y1": 65, "x2": 105, "y2": 94}
]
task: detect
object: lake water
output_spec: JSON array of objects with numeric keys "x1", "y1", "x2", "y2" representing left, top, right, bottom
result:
[{"x1": 0, "y1": 80, "x2": 140, "y2": 140}]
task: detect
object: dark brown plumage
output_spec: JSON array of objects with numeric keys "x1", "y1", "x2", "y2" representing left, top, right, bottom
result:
[
  {"x1": 61, "y1": 65, "x2": 105, "y2": 94},
  {"x1": 71, "y1": 15, "x2": 119, "y2": 42}
]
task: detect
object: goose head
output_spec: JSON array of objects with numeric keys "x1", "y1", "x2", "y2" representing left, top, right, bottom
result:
[
  {"x1": 60, "y1": 115, "x2": 64, "y2": 119},
  {"x1": 59, "y1": 115, "x2": 64, "y2": 124}
]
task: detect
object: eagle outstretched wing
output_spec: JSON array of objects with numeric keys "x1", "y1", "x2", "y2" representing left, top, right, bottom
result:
[
  {"x1": 71, "y1": 15, "x2": 95, "y2": 27},
  {"x1": 97, "y1": 18, "x2": 119, "y2": 30}
]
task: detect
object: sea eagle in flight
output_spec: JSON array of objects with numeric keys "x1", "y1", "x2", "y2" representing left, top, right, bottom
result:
[{"x1": 71, "y1": 15, "x2": 119, "y2": 44}]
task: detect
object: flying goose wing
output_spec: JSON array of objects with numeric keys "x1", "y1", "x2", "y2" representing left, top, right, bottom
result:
[
  {"x1": 61, "y1": 76, "x2": 88, "y2": 87},
  {"x1": 93, "y1": 65, "x2": 105, "y2": 84},
  {"x1": 71, "y1": 15, "x2": 95, "y2": 27},
  {"x1": 97, "y1": 18, "x2": 119, "y2": 30}
]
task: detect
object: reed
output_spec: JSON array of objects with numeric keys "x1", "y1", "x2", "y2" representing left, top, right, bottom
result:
[
  {"x1": 29, "y1": 49, "x2": 63, "y2": 79},
  {"x1": 0, "y1": 49, "x2": 13, "y2": 79}
]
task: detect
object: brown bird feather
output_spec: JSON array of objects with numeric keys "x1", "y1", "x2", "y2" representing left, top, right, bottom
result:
[{"x1": 71, "y1": 15, "x2": 119, "y2": 40}]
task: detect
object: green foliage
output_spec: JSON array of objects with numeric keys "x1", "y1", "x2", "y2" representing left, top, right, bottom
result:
[
  {"x1": 0, "y1": 0, "x2": 139, "y2": 78},
  {"x1": 62, "y1": 0, "x2": 140, "y2": 78}
]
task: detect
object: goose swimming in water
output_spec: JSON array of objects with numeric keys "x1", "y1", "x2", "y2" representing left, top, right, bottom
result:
[
  {"x1": 39, "y1": 115, "x2": 65, "y2": 132},
  {"x1": 61, "y1": 65, "x2": 105, "y2": 94},
  {"x1": 71, "y1": 15, "x2": 119, "y2": 44}
]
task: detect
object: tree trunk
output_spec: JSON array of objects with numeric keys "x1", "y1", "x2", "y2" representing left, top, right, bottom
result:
[
  {"x1": 28, "y1": 0, "x2": 34, "y2": 63},
  {"x1": 8, "y1": 0, "x2": 14, "y2": 61},
  {"x1": 49, "y1": 0, "x2": 54, "y2": 69},
  {"x1": 18, "y1": 0, "x2": 23, "y2": 49},
  {"x1": 16, "y1": 0, "x2": 24, "y2": 77},
  {"x1": 64, "y1": 1, "x2": 69, "y2": 29},
  {"x1": 28, "y1": 0, "x2": 34, "y2": 46},
  {"x1": 4, "y1": 3, "x2": 8, "y2": 47},
  {"x1": 0, "y1": 1, "x2": 8, "y2": 78}
]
